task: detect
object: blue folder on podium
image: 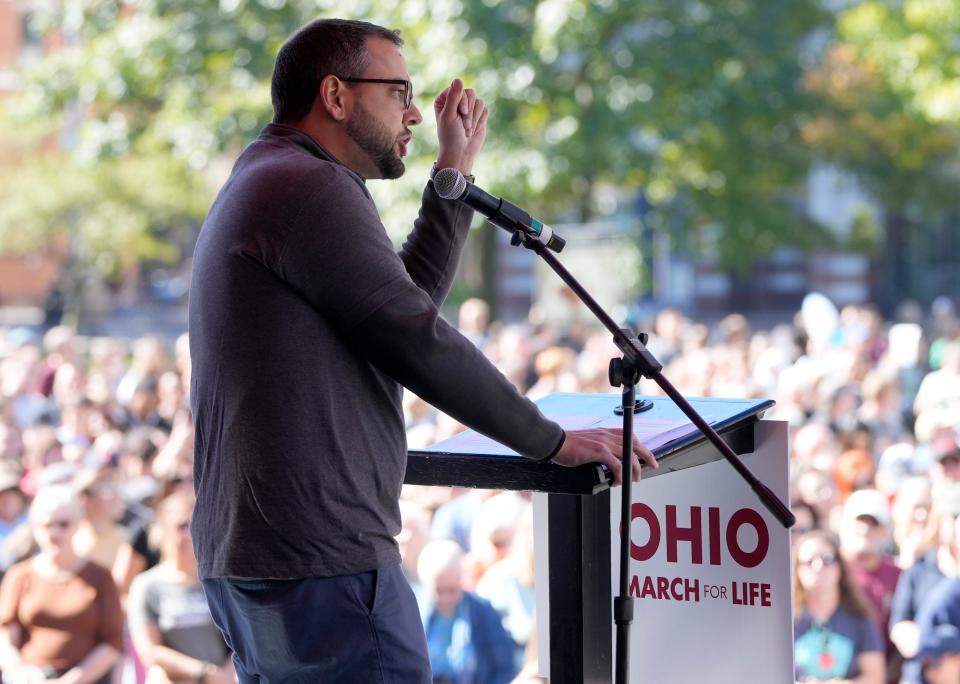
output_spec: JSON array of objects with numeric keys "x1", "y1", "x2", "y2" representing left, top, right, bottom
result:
[{"x1": 404, "y1": 392, "x2": 776, "y2": 684}]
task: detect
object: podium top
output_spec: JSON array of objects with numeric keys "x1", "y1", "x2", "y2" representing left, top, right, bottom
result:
[{"x1": 405, "y1": 393, "x2": 774, "y2": 495}]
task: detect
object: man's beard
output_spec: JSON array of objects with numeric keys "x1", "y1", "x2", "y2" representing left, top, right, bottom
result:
[{"x1": 347, "y1": 101, "x2": 405, "y2": 179}]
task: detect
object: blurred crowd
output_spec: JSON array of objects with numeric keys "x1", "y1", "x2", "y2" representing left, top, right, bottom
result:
[{"x1": 0, "y1": 290, "x2": 957, "y2": 684}]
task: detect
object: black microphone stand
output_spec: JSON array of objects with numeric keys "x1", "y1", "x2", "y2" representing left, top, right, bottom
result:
[{"x1": 506, "y1": 230, "x2": 795, "y2": 684}]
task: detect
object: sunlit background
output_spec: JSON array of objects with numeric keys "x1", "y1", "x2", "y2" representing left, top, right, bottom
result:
[
  {"x1": 1, "y1": 0, "x2": 957, "y2": 333},
  {"x1": 1, "y1": 3, "x2": 960, "y2": 683}
]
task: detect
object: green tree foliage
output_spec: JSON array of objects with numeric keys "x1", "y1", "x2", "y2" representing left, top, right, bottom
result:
[
  {"x1": 0, "y1": 0, "x2": 837, "y2": 301},
  {"x1": 459, "y1": 0, "x2": 831, "y2": 269},
  {"x1": 802, "y1": 0, "x2": 960, "y2": 304},
  {"x1": 0, "y1": 0, "x2": 304, "y2": 280},
  {"x1": 804, "y1": 0, "x2": 960, "y2": 210}
]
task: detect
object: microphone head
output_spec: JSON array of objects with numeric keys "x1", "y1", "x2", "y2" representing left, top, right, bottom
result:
[{"x1": 433, "y1": 167, "x2": 468, "y2": 200}]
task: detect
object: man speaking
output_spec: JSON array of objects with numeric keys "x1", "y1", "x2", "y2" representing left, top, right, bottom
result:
[{"x1": 188, "y1": 18, "x2": 656, "y2": 683}]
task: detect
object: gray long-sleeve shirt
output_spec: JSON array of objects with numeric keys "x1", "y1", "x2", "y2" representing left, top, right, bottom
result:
[{"x1": 188, "y1": 124, "x2": 564, "y2": 579}]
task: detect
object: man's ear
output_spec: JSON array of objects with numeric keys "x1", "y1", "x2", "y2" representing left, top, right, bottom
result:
[{"x1": 316, "y1": 75, "x2": 349, "y2": 121}]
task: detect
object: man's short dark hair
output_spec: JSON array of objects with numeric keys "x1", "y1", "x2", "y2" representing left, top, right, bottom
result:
[{"x1": 271, "y1": 19, "x2": 403, "y2": 124}]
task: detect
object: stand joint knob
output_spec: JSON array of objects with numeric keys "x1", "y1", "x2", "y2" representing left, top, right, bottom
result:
[{"x1": 609, "y1": 358, "x2": 624, "y2": 387}]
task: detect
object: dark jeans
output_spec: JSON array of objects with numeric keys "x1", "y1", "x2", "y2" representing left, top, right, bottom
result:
[{"x1": 202, "y1": 564, "x2": 431, "y2": 684}]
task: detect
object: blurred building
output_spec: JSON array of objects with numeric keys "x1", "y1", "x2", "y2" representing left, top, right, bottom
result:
[
  {"x1": 1, "y1": 2, "x2": 957, "y2": 320},
  {"x1": 0, "y1": 1, "x2": 62, "y2": 311}
]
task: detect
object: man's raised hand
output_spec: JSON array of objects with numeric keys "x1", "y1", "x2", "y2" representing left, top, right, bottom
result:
[{"x1": 433, "y1": 78, "x2": 489, "y2": 176}]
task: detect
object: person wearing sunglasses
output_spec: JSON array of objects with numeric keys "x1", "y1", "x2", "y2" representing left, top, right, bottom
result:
[
  {"x1": 189, "y1": 16, "x2": 657, "y2": 684},
  {"x1": 793, "y1": 530, "x2": 884, "y2": 684},
  {"x1": 891, "y1": 483, "x2": 960, "y2": 684},
  {"x1": 0, "y1": 485, "x2": 123, "y2": 684}
]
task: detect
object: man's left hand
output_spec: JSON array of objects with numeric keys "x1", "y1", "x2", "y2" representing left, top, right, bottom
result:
[{"x1": 434, "y1": 78, "x2": 489, "y2": 176}]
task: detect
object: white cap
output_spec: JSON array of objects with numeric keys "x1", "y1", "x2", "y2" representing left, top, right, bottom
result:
[{"x1": 843, "y1": 489, "x2": 891, "y2": 527}]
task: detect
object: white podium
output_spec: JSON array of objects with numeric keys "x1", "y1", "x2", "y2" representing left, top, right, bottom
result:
[
  {"x1": 408, "y1": 392, "x2": 793, "y2": 683},
  {"x1": 535, "y1": 417, "x2": 793, "y2": 683}
]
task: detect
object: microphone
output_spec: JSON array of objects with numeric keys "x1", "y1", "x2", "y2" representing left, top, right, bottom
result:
[{"x1": 433, "y1": 168, "x2": 566, "y2": 253}]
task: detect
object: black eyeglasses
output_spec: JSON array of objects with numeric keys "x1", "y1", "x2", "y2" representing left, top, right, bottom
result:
[{"x1": 336, "y1": 77, "x2": 412, "y2": 109}]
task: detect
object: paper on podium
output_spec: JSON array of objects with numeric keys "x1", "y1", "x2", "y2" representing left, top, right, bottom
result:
[{"x1": 428, "y1": 411, "x2": 719, "y2": 457}]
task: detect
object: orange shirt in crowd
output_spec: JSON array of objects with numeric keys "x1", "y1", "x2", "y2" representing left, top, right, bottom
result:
[{"x1": 0, "y1": 560, "x2": 123, "y2": 670}]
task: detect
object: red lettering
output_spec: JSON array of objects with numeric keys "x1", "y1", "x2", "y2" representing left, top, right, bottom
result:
[
  {"x1": 640, "y1": 575, "x2": 656, "y2": 599},
  {"x1": 666, "y1": 505, "x2": 702, "y2": 564},
  {"x1": 726, "y1": 508, "x2": 769, "y2": 568},
  {"x1": 632, "y1": 576, "x2": 703, "y2": 602},
  {"x1": 731, "y1": 581, "x2": 773, "y2": 606},
  {"x1": 656, "y1": 576, "x2": 670, "y2": 599},
  {"x1": 670, "y1": 577, "x2": 684, "y2": 601},
  {"x1": 761, "y1": 583, "x2": 771, "y2": 607},
  {"x1": 630, "y1": 503, "x2": 660, "y2": 562},
  {"x1": 708, "y1": 507, "x2": 722, "y2": 565},
  {"x1": 628, "y1": 505, "x2": 771, "y2": 568}
]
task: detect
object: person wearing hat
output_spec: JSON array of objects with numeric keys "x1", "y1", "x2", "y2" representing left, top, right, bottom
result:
[
  {"x1": 891, "y1": 483, "x2": 960, "y2": 683},
  {"x1": 917, "y1": 624, "x2": 960, "y2": 684},
  {"x1": 840, "y1": 488, "x2": 902, "y2": 679}
]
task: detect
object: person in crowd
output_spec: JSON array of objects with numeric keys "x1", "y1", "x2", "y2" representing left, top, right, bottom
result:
[
  {"x1": 858, "y1": 369, "x2": 906, "y2": 451},
  {"x1": 154, "y1": 372, "x2": 184, "y2": 430},
  {"x1": 891, "y1": 477, "x2": 934, "y2": 569},
  {"x1": 36, "y1": 327, "x2": 79, "y2": 403},
  {"x1": 525, "y1": 347, "x2": 579, "y2": 401},
  {"x1": 418, "y1": 540, "x2": 518, "y2": 684},
  {"x1": 914, "y1": 576, "x2": 960, "y2": 684},
  {"x1": 476, "y1": 504, "x2": 536, "y2": 669},
  {"x1": 795, "y1": 468, "x2": 840, "y2": 533},
  {"x1": 122, "y1": 378, "x2": 169, "y2": 433},
  {"x1": 432, "y1": 489, "x2": 495, "y2": 553},
  {"x1": 876, "y1": 442, "x2": 918, "y2": 505},
  {"x1": 113, "y1": 468, "x2": 193, "y2": 604},
  {"x1": 793, "y1": 530, "x2": 884, "y2": 683},
  {"x1": 127, "y1": 493, "x2": 233, "y2": 684},
  {"x1": 0, "y1": 461, "x2": 29, "y2": 565},
  {"x1": 0, "y1": 484, "x2": 123, "y2": 684},
  {"x1": 0, "y1": 276, "x2": 957, "y2": 681},
  {"x1": 914, "y1": 341, "x2": 960, "y2": 419},
  {"x1": 916, "y1": 624, "x2": 960, "y2": 684},
  {"x1": 484, "y1": 324, "x2": 535, "y2": 393},
  {"x1": 464, "y1": 492, "x2": 526, "y2": 589},
  {"x1": 793, "y1": 423, "x2": 843, "y2": 475},
  {"x1": 839, "y1": 489, "x2": 902, "y2": 680},
  {"x1": 398, "y1": 498, "x2": 432, "y2": 607},
  {"x1": 928, "y1": 298, "x2": 958, "y2": 369},
  {"x1": 928, "y1": 435, "x2": 960, "y2": 491},
  {"x1": 114, "y1": 427, "x2": 161, "y2": 484},
  {"x1": 646, "y1": 308, "x2": 687, "y2": 366},
  {"x1": 458, "y1": 298, "x2": 491, "y2": 350},
  {"x1": 404, "y1": 390, "x2": 441, "y2": 449},
  {"x1": 791, "y1": 499, "x2": 821, "y2": 544},
  {"x1": 115, "y1": 337, "x2": 167, "y2": 408},
  {"x1": 835, "y1": 446, "x2": 877, "y2": 503},
  {"x1": 890, "y1": 483, "x2": 960, "y2": 684},
  {"x1": 70, "y1": 467, "x2": 126, "y2": 571}
]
